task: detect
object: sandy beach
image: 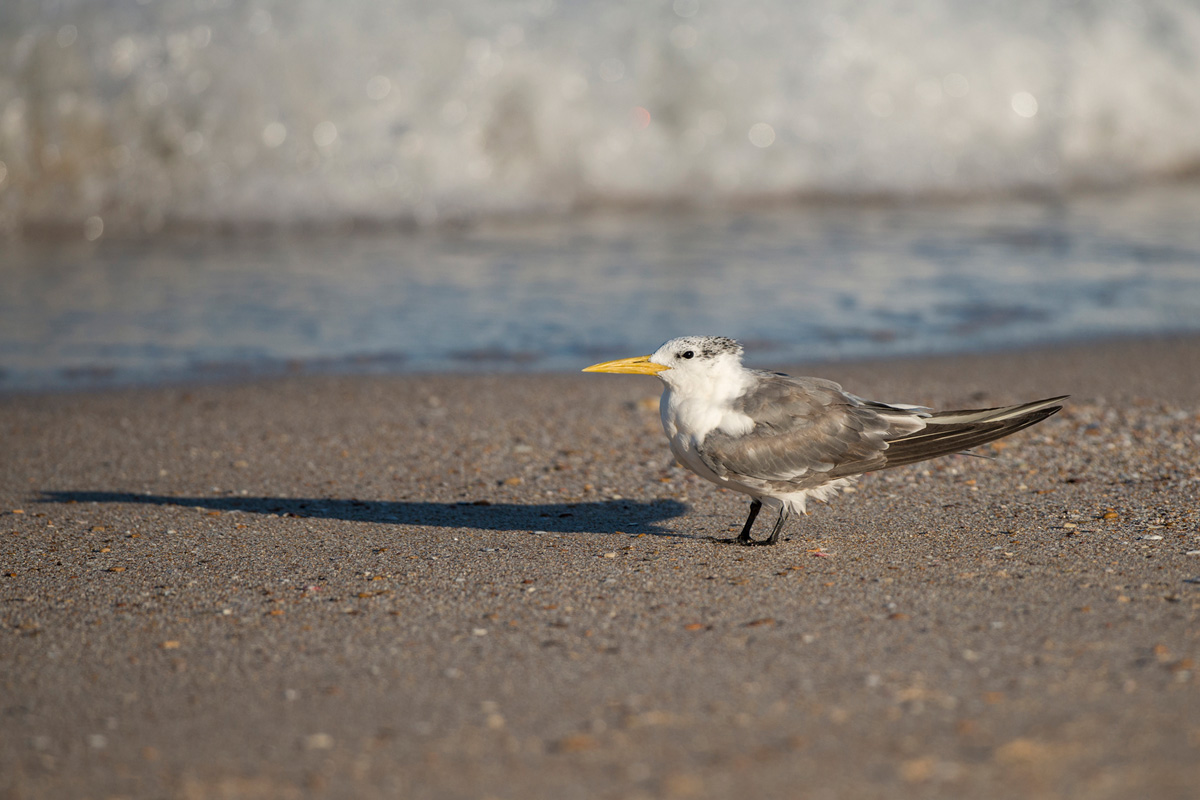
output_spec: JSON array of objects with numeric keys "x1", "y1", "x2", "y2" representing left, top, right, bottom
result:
[{"x1": 2, "y1": 335, "x2": 1198, "y2": 799}]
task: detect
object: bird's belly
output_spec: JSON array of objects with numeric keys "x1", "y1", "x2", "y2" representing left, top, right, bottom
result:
[
  {"x1": 667, "y1": 430, "x2": 856, "y2": 514},
  {"x1": 668, "y1": 435, "x2": 763, "y2": 498}
]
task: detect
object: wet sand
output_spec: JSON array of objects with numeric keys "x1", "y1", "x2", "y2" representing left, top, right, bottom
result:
[{"x1": 2, "y1": 336, "x2": 1199, "y2": 799}]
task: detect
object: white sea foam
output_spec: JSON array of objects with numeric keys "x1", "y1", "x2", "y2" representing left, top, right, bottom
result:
[{"x1": 2, "y1": 1, "x2": 1199, "y2": 233}]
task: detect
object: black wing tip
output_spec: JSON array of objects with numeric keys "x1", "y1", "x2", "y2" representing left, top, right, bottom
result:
[
  {"x1": 880, "y1": 398, "x2": 1065, "y2": 470},
  {"x1": 1035, "y1": 397, "x2": 1068, "y2": 420},
  {"x1": 930, "y1": 394, "x2": 1069, "y2": 420}
]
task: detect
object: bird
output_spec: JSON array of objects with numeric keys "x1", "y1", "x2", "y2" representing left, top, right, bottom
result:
[{"x1": 583, "y1": 336, "x2": 1065, "y2": 546}]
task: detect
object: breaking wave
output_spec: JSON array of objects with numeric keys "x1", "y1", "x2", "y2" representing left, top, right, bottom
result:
[{"x1": 3, "y1": 0, "x2": 1200, "y2": 234}]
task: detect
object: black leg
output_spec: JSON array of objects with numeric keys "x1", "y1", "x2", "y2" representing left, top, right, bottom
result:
[
  {"x1": 759, "y1": 505, "x2": 792, "y2": 546},
  {"x1": 735, "y1": 499, "x2": 763, "y2": 544}
]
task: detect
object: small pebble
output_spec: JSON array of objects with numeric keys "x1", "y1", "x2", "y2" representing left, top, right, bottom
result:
[
  {"x1": 304, "y1": 733, "x2": 334, "y2": 750},
  {"x1": 556, "y1": 733, "x2": 599, "y2": 752}
]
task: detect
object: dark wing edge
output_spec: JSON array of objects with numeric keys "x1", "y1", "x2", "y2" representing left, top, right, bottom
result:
[{"x1": 878, "y1": 395, "x2": 1067, "y2": 470}]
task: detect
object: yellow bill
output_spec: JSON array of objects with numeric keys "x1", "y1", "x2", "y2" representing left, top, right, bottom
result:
[{"x1": 582, "y1": 354, "x2": 668, "y2": 375}]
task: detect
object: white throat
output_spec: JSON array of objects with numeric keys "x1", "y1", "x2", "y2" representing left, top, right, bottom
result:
[{"x1": 659, "y1": 355, "x2": 757, "y2": 445}]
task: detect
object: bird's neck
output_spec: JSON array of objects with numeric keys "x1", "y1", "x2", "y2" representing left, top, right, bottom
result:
[{"x1": 660, "y1": 363, "x2": 756, "y2": 444}]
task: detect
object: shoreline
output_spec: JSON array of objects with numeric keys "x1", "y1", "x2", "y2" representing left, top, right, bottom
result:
[
  {"x1": 5, "y1": 329, "x2": 1200, "y2": 400},
  {"x1": 2, "y1": 334, "x2": 1198, "y2": 798}
]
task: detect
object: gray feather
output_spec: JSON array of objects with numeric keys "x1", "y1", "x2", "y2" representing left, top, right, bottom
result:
[
  {"x1": 697, "y1": 373, "x2": 923, "y2": 490},
  {"x1": 698, "y1": 374, "x2": 1064, "y2": 491},
  {"x1": 878, "y1": 396, "x2": 1066, "y2": 469}
]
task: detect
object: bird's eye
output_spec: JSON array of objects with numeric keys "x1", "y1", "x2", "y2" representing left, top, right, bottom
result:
[{"x1": 681, "y1": 351, "x2": 694, "y2": 359}]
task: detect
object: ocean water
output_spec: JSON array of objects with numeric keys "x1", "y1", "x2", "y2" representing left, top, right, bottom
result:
[
  {"x1": 2, "y1": 2, "x2": 1199, "y2": 390},
  {"x1": 3, "y1": 184, "x2": 1200, "y2": 391}
]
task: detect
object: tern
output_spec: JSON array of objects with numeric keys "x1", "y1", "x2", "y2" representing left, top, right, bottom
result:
[{"x1": 584, "y1": 336, "x2": 1065, "y2": 546}]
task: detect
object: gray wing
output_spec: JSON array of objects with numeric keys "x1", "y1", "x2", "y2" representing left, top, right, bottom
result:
[{"x1": 696, "y1": 372, "x2": 926, "y2": 491}]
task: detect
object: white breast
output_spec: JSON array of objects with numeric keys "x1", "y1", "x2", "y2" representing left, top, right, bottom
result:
[
  {"x1": 659, "y1": 377, "x2": 755, "y2": 488},
  {"x1": 652, "y1": 352, "x2": 760, "y2": 491},
  {"x1": 662, "y1": 391, "x2": 753, "y2": 443}
]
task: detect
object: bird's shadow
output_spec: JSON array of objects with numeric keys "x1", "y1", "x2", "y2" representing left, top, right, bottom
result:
[{"x1": 36, "y1": 491, "x2": 690, "y2": 537}]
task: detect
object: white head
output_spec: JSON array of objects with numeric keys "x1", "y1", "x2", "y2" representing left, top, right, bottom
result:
[{"x1": 583, "y1": 335, "x2": 747, "y2": 389}]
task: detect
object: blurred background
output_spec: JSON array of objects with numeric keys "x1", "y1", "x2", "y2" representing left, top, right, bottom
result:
[{"x1": 2, "y1": 0, "x2": 1200, "y2": 390}]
